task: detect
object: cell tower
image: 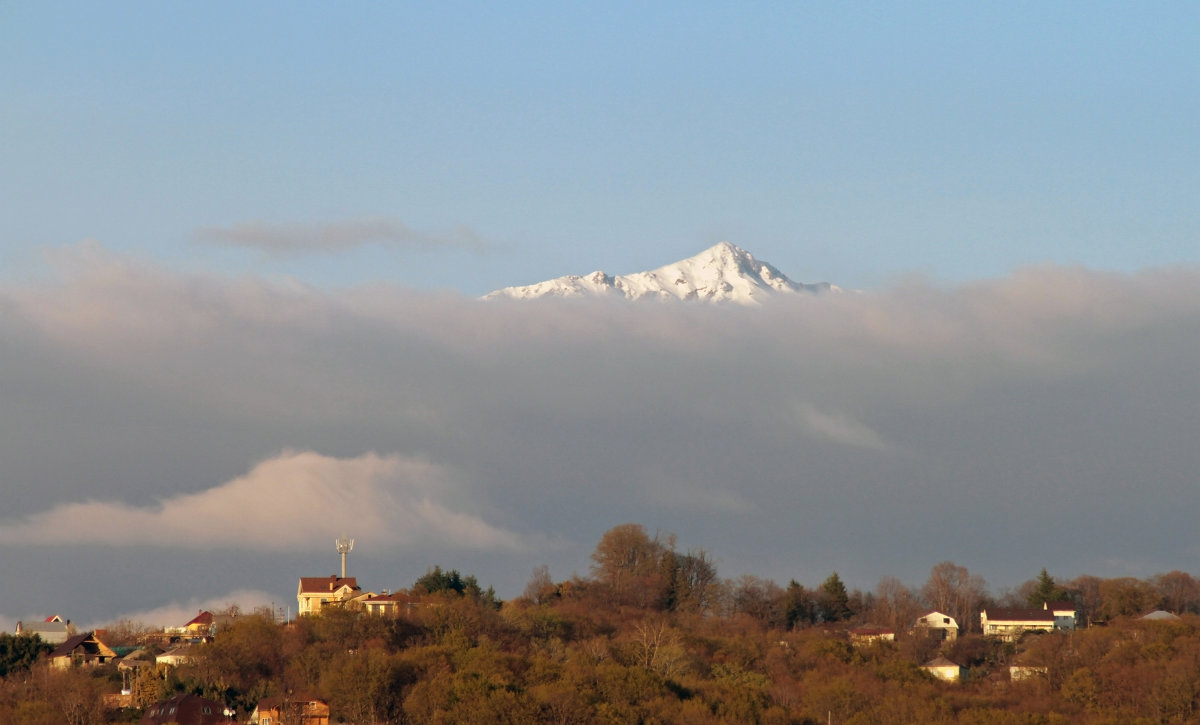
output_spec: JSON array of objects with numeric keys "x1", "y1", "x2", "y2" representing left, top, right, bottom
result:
[{"x1": 335, "y1": 535, "x2": 354, "y2": 578}]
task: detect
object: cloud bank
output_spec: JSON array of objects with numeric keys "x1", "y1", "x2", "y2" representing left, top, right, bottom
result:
[
  {"x1": 0, "y1": 450, "x2": 527, "y2": 552},
  {"x1": 196, "y1": 216, "x2": 489, "y2": 256},
  {"x1": 3, "y1": 245, "x2": 1200, "y2": 621},
  {"x1": 87, "y1": 589, "x2": 278, "y2": 631}
]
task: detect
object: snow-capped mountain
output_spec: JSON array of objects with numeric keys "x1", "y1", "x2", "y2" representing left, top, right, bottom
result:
[{"x1": 484, "y1": 242, "x2": 834, "y2": 305}]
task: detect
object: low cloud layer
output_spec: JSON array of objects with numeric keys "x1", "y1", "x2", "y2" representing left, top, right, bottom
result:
[
  {"x1": 3, "y1": 245, "x2": 1199, "y2": 621},
  {"x1": 87, "y1": 589, "x2": 278, "y2": 631},
  {"x1": 798, "y1": 403, "x2": 897, "y2": 452},
  {"x1": 0, "y1": 450, "x2": 527, "y2": 552},
  {"x1": 196, "y1": 216, "x2": 489, "y2": 256}
]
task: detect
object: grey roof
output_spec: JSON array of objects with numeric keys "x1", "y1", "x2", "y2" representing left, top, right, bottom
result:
[{"x1": 1141, "y1": 610, "x2": 1182, "y2": 621}]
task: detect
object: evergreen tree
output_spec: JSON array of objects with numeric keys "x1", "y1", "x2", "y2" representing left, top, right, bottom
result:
[
  {"x1": 819, "y1": 572, "x2": 852, "y2": 622},
  {"x1": 1027, "y1": 568, "x2": 1067, "y2": 608}
]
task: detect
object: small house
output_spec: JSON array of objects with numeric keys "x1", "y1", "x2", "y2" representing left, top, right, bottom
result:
[
  {"x1": 848, "y1": 627, "x2": 895, "y2": 646},
  {"x1": 49, "y1": 631, "x2": 117, "y2": 669},
  {"x1": 156, "y1": 644, "x2": 196, "y2": 667},
  {"x1": 140, "y1": 693, "x2": 229, "y2": 725},
  {"x1": 912, "y1": 611, "x2": 959, "y2": 641},
  {"x1": 14, "y1": 616, "x2": 73, "y2": 644},
  {"x1": 922, "y1": 656, "x2": 966, "y2": 682},
  {"x1": 250, "y1": 694, "x2": 331, "y2": 725}
]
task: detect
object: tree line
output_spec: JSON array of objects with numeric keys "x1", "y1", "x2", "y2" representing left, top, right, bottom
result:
[{"x1": 2, "y1": 522, "x2": 1200, "y2": 724}]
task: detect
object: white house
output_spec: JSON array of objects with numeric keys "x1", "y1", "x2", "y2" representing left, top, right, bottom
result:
[
  {"x1": 15, "y1": 616, "x2": 73, "y2": 644},
  {"x1": 848, "y1": 627, "x2": 895, "y2": 646},
  {"x1": 912, "y1": 611, "x2": 959, "y2": 641},
  {"x1": 155, "y1": 644, "x2": 195, "y2": 668},
  {"x1": 1044, "y1": 601, "x2": 1078, "y2": 630},
  {"x1": 922, "y1": 656, "x2": 966, "y2": 682},
  {"x1": 980, "y1": 608, "x2": 1055, "y2": 641}
]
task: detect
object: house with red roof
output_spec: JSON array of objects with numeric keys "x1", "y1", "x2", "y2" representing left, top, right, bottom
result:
[
  {"x1": 297, "y1": 575, "x2": 363, "y2": 616},
  {"x1": 980, "y1": 607, "x2": 1055, "y2": 641},
  {"x1": 250, "y1": 694, "x2": 330, "y2": 725},
  {"x1": 14, "y1": 616, "x2": 73, "y2": 644},
  {"x1": 184, "y1": 610, "x2": 214, "y2": 635},
  {"x1": 140, "y1": 693, "x2": 230, "y2": 725},
  {"x1": 361, "y1": 590, "x2": 424, "y2": 617}
]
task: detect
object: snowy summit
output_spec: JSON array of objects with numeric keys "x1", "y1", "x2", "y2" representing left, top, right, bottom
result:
[{"x1": 484, "y1": 242, "x2": 834, "y2": 305}]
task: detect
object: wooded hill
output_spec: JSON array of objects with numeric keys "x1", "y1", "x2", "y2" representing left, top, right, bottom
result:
[{"x1": 3, "y1": 523, "x2": 1199, "y2": 724}]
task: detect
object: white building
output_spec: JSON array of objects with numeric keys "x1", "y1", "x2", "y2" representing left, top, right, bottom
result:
[
  {"x1": 980, "y1": 608, "x2": 1055, "y2": 641},
  {"x1": 912, "y1": 611, "x2": 959, "y2": 641}
]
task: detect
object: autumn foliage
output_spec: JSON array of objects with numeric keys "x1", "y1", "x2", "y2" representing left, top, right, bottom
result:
[{"x1": 3, "y1": 525, "x2": 1200, "y2": 723}]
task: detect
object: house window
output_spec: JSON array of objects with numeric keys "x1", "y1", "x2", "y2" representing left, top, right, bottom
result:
[{"x1": 943, "y1": 618, "x2": 950, "y2": 624}]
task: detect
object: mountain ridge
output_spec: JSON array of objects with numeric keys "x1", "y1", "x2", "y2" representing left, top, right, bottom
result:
[{"x1": 484, "y1": 242, "x2": 834, "y2": 305}]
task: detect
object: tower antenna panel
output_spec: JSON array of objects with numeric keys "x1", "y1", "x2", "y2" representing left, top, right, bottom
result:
[{"x1": 335, "y1": 536, "x2": 354, "y2": 578}]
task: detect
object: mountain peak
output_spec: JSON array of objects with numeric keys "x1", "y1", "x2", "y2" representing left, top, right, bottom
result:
[{"x1": 484, "y1": 243, "x2": 833, "y2": 305}]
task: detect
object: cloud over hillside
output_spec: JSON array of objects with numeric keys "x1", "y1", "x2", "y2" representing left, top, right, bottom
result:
[{"x1": 3, "y1": 245, "x2": 1199, "y2": 620}]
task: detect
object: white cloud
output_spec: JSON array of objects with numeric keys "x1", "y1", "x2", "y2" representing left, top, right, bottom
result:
[
  {"x1": 797, "y1": 403, "x2": 896, "y2": 453},
  {"x1": 3, "y1": 248, "x2": 1200, "y2": 612},
  {"x1": 0, "y1": 451, "x2": 529, "y2": 553},
  {"x1": 196, "y1": 216, "x2": 489, "y2": 256},
  {"x1": 85, "y1": 589, "x2": 278, "y2": 631}
]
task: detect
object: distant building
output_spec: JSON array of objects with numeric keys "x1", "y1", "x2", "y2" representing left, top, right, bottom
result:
[
  {"x1": 922, "y1": 656, "x2": 966, "y2": 682},
  {"x1": 140, "y1": 693, "x2": 229, "y2": 725},
  {"x1": 49, "y1": 631, "x2": 117, "y2": 669},
  {"x1": 1141, "y1": 610, "x2": 1182, "y2": 621},
  {"x1": 14, "y1": 616, "x2": 73, "y2": 644},
  {"x1": 297, "y1": 576, "x2": 362, "y2": 616},
  {"x1": 250, "y1": 694, "x2": 331, "y2": 725},
  {"x1": 1044, "y1": 601, "x2": 1078, "y2": 630},
  {"x1": 912, "y1": 611, "x2": 959, "y2": 641},
  {"x1": 162, "y1": 610, "x2": 219, "y2": 643},
  {"x1": 848, "y1": 627, "x2": 895, "y2": 646},
  {"x1": 980, "y1": 608, "x2": 1055, "y2": 641},
  {"x1": 362, "y1": 590, "x2": 424, "y2": 617},
  {"x1": 156, "y1": 644, "x2": 196, "y2": 667}
]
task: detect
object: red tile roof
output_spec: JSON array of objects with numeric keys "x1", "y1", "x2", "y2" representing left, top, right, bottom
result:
[
  {"x1": 984, "y1": 607, "x2": 1055, "y2": 622},
  {"x1": 298, "y1": 576, "x2": 360, "y2": 593}
]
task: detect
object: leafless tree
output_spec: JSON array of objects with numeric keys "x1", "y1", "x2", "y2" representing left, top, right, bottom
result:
[{"x1": 920, "y1": 561, "x2": 987, "y2": 632}]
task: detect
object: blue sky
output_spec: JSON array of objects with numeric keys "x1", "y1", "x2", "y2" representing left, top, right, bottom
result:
[
  {"x1": 1, "y1": 3, "x2": 1200, "y2": 628},
  {"x1": 4, "y1": 2, "x2": 1196, "y2": 294}
]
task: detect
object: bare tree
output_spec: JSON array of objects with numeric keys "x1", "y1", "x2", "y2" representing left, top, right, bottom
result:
[
  {"x1": 522, "y1": 565, "x2": 557, "y2": 604},
  {"x1": 871, "y1": 576, "x2": 923, "y2": 631},
  {"x1": 921, "y1": 561, "x2": 987, "y2": 633},
  {"x1": 1154, "y1": 571, "x2": 1200, "y2": 614}
]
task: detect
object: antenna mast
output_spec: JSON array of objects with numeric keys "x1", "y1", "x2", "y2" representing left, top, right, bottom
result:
[{"x1": 335, "y1": 535, "x2": 354, "y2": 578}]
